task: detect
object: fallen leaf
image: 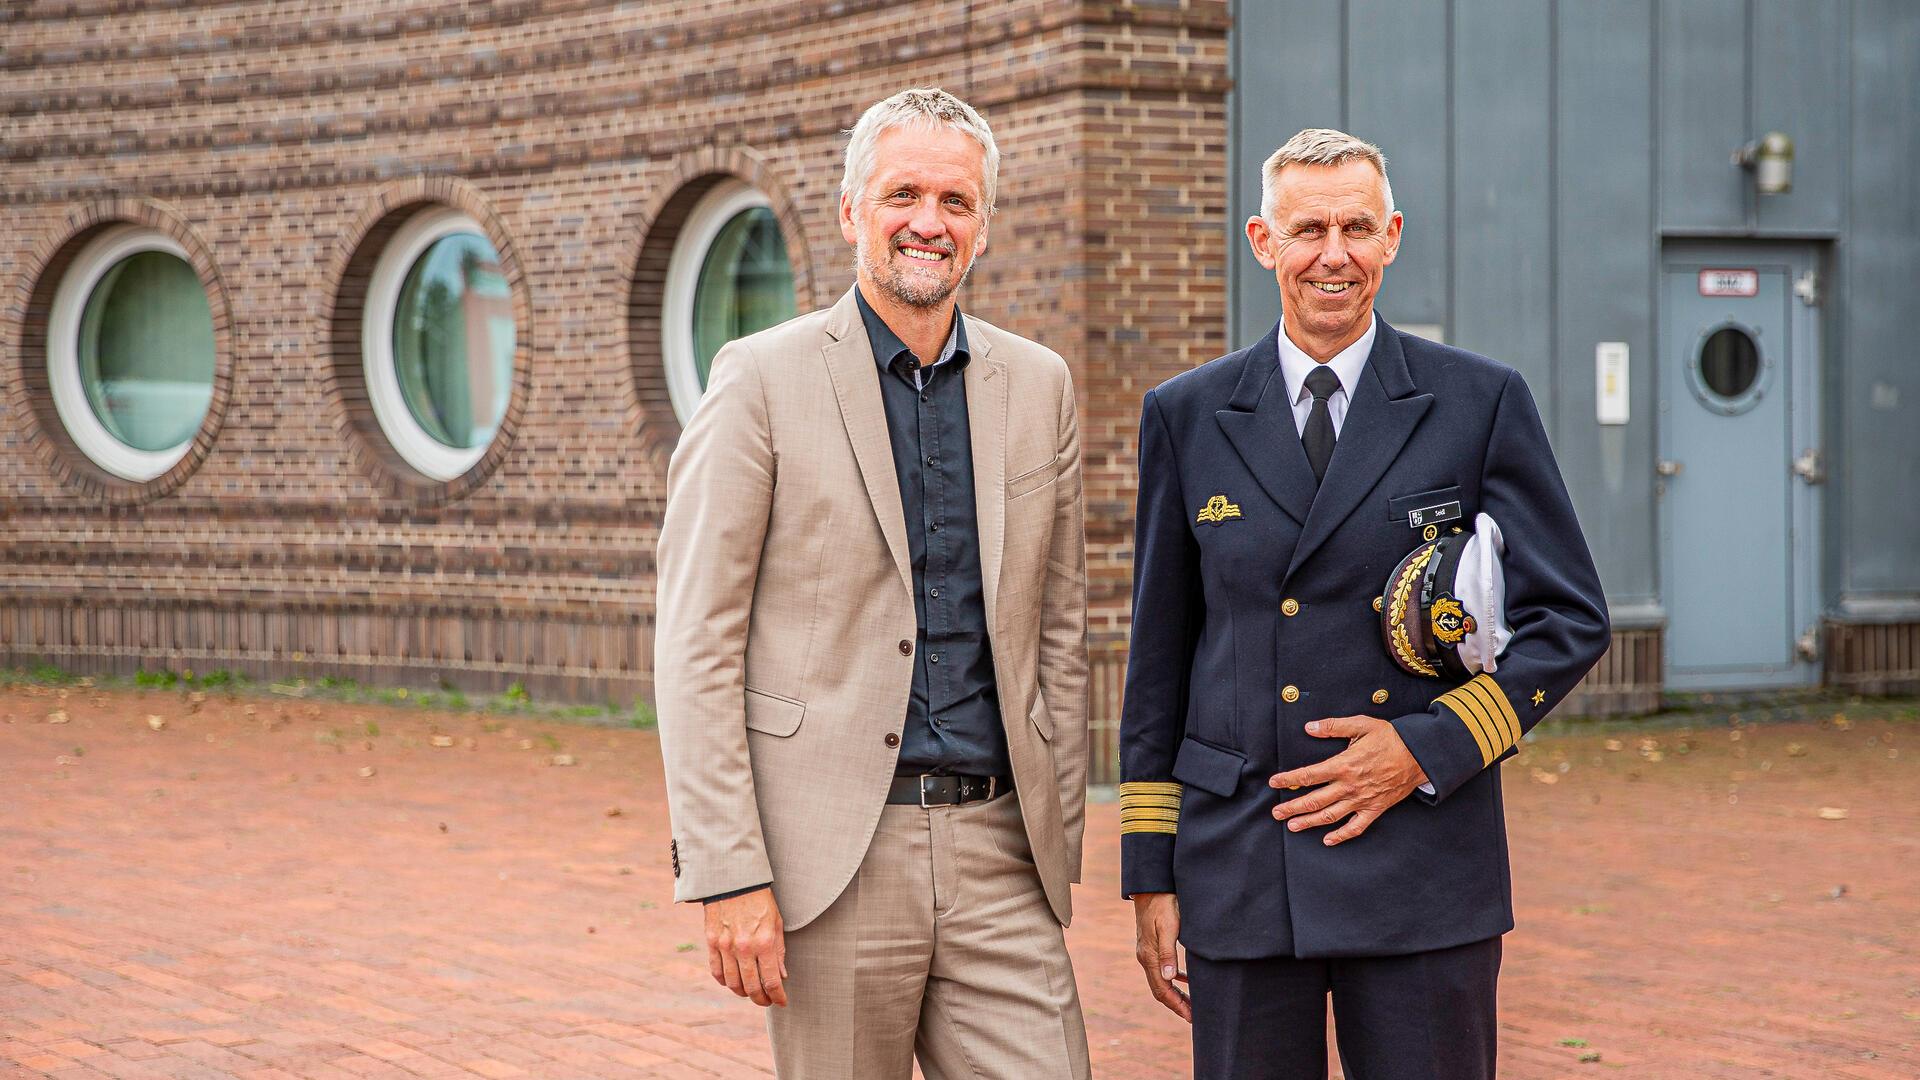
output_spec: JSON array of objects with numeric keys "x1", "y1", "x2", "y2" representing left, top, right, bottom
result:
[
  {"x1": 1787, "y1": 743, "x2": 1808, "y2": 757},
  {"x1": 1830, "y1": 884, "x2": 1849, "y2": 899},
  {"x1": 518, "y1": 739, "x2": 534, "y2": 750},
  {"x1": 437, "y1": 822, "x2": 448, "y2": 833},
  {"x1": 1579, "y1": 1052, "x2": 1601, "y2": 1063},
  {"x1": 1818, "y1": 807, "x2": 1849, "y2": 820},
  {"x1": 1603, "y1": 739, "x2": 1623, "y2": 752},
  {"x1": 1530, "y1": 769, "x2": 1560, "y2": 785},
  {"x1": 47, "y1": 710, "x2": 69, "y2": 725},
  {"x1": 551, "y1": 754, "x2": 576, "y2": 767},
  {"x1": 146, "y1": 715, "x2": 167, "y2": 731},
  {"x1": 1644, "y1": 750, "x2": 1664, "y2": 762},
  {"x1": 357, "y1": 766, "x2": 376, "y2": 779},
  {"x1": 605, "y1": 806, "x2": 624, "y2": 818},
  {"x1": 431, "y1": 735, "x2": 455, "y2": 748},
  {"x1": 1728, "y1": 729, "x2": 1743, "y2": 741}
]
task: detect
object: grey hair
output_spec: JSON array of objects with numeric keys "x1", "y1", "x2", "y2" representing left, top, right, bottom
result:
[
  {"x1": 1259, "y1": 127, "x2": 1396, "y2": 222},
  {"x1": 841, "y1": 88, "x2": 1000, "y2": 214}
]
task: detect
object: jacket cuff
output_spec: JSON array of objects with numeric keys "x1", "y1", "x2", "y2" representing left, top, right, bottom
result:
[
  {"x1": 1118, "y1": 780, "x2": 1181, "y2": 899},
  {"x1": 1394, "y1": 673, "x2": 1523, "y2": 801},
  {"x1": 698, "y1": 882, "x2": 772, "y2": 904}
]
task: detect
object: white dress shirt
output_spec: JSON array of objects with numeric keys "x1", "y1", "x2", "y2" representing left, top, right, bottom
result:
[{"x1": 1277, "y1": 314, "x2": 1377, "y2": 438}]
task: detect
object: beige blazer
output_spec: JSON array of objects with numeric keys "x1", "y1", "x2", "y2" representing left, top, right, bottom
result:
[{"x1": 654, "y1": 286, "x2": 1089, "y2": 930}]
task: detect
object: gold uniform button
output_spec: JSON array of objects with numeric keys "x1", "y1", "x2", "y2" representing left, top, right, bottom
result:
[
  {"x1": 1372, "y1": 596, "x2": 1383, "y2": 612},
  {"x1": 1372, "y1": 689, "x2": 1390, "y2": 705},
  {"x1": 1281, "y1": 685, "x2": 1300, "y2": 703},
  {"x1": 1281, "y1": 598, "x2": 1300, "y2": 616}
]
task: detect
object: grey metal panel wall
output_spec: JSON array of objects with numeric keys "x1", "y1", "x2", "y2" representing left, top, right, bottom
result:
[
  {"x1": 1658, "y1": 0, "x2": 1749, "y2": 230},
  {"x1": 1554, "y1": 0, "x2": 1660, "y2": 610},
  {"x1": 1450, "y1": 0, "x2": 1554, "y2": 399},
  {"x1": 1843, "y1": 0, "x2": 1919, "y2": 604},
  {"x1": 1753, "y1": 0, "x2": 1846, "y2": 233}
]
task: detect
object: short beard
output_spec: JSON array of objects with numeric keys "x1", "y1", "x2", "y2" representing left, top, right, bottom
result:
[{"x1": 856, "y1": 230, "x2": 973, "y2": 308}]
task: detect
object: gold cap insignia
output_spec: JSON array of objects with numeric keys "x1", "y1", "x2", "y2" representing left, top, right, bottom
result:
[
  {"x1": 1196, "y1": 493, "x2": 1243, "y2": 526},
  {"x1": 1430, "y1": 594, "x2": 1475, "y2": 646}
]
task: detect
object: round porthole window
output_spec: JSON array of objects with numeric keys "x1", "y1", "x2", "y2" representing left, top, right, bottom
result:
[
  {"x1": 662, "y1": 181, "x2": 797, "y2": 423},
  {"x1": 362, "y1": 207, "x2": 517, "y2": 481},
  {"x1": 46, "y1": 226, "x2": 217, "y2": 481},
  {"x1": 1688, "y1": 323, "x2": 1769, "y2": 415}
]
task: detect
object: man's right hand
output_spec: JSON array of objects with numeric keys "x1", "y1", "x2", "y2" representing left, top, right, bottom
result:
[
  {"x1": 1132, "y1": 891, "x2": 1190, "y2": 1022},
  {"x1": 704, "y1": 888, "x2": 788, "y2": 1007}
]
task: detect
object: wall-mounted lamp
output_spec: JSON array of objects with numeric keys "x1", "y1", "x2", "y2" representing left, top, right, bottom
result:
[{"x1": 1732, "y1": 132, "x2": 1794, "y2": 194}]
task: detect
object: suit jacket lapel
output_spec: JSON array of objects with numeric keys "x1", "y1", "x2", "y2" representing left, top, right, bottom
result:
[
  {"x1": 1284, "y1": 322, "x2": 1433, "y2": 581},
  {"x1": 963, "y1": 319, "x2": 1005, "y2": 633},
  {"x1": 1216, "y1": 320, "x2": 1319, "y2": 527},
  {"x1": 821, "y1": 287, "x2": 914, "y2": 602}
]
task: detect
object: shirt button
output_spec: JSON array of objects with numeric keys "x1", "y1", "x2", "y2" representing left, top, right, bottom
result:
[
  {"x1": 930, "y1": 587, "x2": 941, "y2": 598},
  {"x1": 1281, "y1": 598, "x2": 1300, "y2": 617},
  {"x1": 898, "y1": 640, "x2": 913, "y2": 656},
  {"x1": 1372, "y1": 597, "x2": 1384, "y2": 612},
  {"x1": 1373, "y1": 689, "x2": 1390, "y2": 705},
  {"x1": 1282, "y1": 684, "x2": 1300, "y2": 703},
  {"x1": 929, "y1": 653, "x2": 940, "y2": 664},
  {"x1": 884, "y1": 732, "x2": 900, "y2": 748},
  {"x1": 929, "y1": 523, "x2": 941, "y2": 533},
  {"x1": 920, "y1": 394, "x2": 930, "y2": 402},
  {"x1": 925, "y1": 455, "x2": 937, "y2": 466}
]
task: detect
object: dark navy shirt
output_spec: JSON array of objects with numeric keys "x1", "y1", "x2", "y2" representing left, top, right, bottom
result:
[{"x1": 856, "y1": 287, "x2": 1009, "y2": 778}]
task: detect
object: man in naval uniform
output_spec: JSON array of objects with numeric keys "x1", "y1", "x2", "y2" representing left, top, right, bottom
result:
[{"x1": 1119, "y1": 128, "x2": 1610, "y2": 1079}]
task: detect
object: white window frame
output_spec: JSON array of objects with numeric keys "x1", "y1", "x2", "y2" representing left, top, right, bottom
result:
[
  {"x1": 362, "y1": 207, "x2": 511, "y2": 482},
  {"x1": 662, "y1": 181, "x2": 776, "y2": 424},
  {"x1": 47, "y1": 224, "x2": 213, "y2": 482}
]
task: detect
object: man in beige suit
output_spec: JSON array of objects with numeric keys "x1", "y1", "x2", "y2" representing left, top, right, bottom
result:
[{"x1": 654, "y1": 88, "x2": 1091, "y2": 1078}]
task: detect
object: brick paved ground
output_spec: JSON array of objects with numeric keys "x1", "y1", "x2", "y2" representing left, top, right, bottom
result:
[{"x1": 3, "y1": 683, "x2": 1916, "y2": 1079}]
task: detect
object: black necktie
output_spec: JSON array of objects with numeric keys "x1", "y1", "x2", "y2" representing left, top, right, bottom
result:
[{"x1": 1302, "y1": 366, "x2": 1340, "y2": 484}]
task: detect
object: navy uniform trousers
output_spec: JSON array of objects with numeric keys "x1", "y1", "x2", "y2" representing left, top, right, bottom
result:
[{"x1": 1118, "y1": 319, "x2": 1609, "y2": 1079}]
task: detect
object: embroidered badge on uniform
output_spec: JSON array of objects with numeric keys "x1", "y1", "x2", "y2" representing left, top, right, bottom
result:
[
  {"x1": 1429, "y1": 594, "x2": 1474, "y2": 646},
  {"x1": 1532, "y1": 689, "x2": 1547, "y2": 707},
  {"x1": 1195, "y1": 493, "x2": 1243, "y2": 526}
]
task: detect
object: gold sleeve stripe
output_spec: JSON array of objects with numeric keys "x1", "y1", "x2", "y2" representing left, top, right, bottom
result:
[
  {"x1": 1436, "y1": 674, "x2": 1523, "y2": 767},
  {"x1": 1119, "y1": 781, "x2": 1183, "y2": 836},
  {"x1": 1437, "y1": 688, "x2": 1499, "y2": 765},
  {"x1": 1462, "y1": 675, "x2": 1521, "y2": 748}
]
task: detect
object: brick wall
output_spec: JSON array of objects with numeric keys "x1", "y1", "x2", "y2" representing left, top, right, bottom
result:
[{"x1": 0, "y1": 1, "x2": 1233, "y2": 712}]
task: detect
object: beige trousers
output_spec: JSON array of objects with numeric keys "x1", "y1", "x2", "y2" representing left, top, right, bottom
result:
[{"x1": 767, "y1": 791, "x2": 1090, "y2": 1080}]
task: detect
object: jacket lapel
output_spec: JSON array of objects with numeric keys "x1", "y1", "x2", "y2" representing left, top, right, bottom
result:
[
  {"x1": 820, "y1": 287, "x2": 914, "y2": 602},
  {"x1": 1283, "y1": 321, "x2": 1433, "y2": 581},
  {"x1": 963, "y1": 319, "x2": 1006, "y2": 633},
  {"x1": 1216, "y1": 320, "x2": 1318, "y2": 527}
]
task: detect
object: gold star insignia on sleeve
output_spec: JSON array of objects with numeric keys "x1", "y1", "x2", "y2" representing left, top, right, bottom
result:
[{"x1": 1531, "y1": 689, "x2": 1546, "y2": 707}]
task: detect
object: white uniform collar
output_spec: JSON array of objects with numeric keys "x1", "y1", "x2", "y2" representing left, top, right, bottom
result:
[{"x1": 1278, "y1": 313, "x2": 1376, "y2": 404}]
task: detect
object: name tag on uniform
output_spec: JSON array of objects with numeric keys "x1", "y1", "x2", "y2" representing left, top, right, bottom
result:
[{"x1": 1407, "y1": 501, "x2": 1461, "y2": 529}]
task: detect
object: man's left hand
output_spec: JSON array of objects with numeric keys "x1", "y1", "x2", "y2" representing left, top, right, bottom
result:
[{"x1": 1269, "y1": 716, "x2": 1428, "y2": 846}]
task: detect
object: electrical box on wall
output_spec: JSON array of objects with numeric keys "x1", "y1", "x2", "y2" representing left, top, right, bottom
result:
[{"x1": 1596, "y1": 342, "x2": 1630, "y2": 425}]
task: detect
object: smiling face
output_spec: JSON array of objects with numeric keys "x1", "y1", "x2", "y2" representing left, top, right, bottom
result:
[
  {"x1": 1247, "y1": 158, "x2": 1402, "y2": 360},
  {"x1": 840, "y1": 124, "x2": 990, "y2": 310}
]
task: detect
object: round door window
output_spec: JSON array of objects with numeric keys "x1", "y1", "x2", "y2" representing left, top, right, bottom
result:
[{"x1": 1688, "y1": 323, "x2": 1768, "y2": 415}]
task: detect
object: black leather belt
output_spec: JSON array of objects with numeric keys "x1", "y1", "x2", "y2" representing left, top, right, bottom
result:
[{"x1": 887, "y1": 774, "x2": 1010, "y2": 807}]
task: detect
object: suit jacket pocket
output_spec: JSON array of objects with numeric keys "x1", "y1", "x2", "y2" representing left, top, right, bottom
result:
[
  {"x1": 1170, "y1": 736, "x2": 1245, "y2": 798},
  {"x1": 743, "y1": 686, "x2": 805, "y2": 737},
  {"x1": 1006, "y1": 456, "x2": 1060, "y2": 500},
  {"x1": 1029, "y1": 697, "x2": 1054, "y2": 742}
]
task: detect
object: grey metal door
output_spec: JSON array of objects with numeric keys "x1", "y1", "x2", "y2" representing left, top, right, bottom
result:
[{"x1": 1658, "y1": 243, "x2": 1822, "y2": 691}]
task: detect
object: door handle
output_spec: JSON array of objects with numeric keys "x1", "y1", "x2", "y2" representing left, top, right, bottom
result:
[
  {"x1": 1792, "y1": 449, "x2": 1824, "y2": 485},
  {"x1": 1655, "y1": 459, "x2": 1684, "y2": 477}
]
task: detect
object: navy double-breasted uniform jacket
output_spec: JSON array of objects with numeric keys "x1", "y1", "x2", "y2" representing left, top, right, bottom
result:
[{"x1": 1118, "y1": 317, "x2": 1609, "y2": 961}]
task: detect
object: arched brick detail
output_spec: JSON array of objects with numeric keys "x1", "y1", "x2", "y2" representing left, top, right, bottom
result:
[
  {"x1": 317, "y1": 175, "x2": 536, "y2": 506},
  {"x1": 622, "y1": 146, "x2": 815, "y2": 470},
  {"x1": 2, "y1": 196, "x2": 237, "y2": 505}
]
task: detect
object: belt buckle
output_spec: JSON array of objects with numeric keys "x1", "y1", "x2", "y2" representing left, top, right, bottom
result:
[{"x1": 918, "y1": 775, "x2": 936, "y2": 809}]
